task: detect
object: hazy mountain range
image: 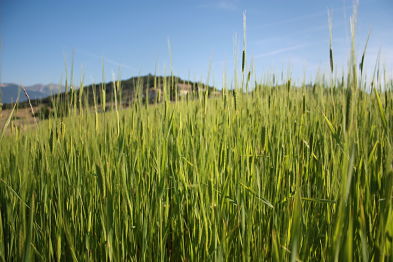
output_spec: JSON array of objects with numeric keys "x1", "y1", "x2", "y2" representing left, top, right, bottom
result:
[{"x1": 0, "y1": 83, "x2": 63, "y2": 104}]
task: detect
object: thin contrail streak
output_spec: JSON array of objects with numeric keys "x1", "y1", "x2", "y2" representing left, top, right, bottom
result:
[
  {"x1": 254, "y1": 44, "x2": 308, "y2": 59},
  {"x1": 74, "y1": 48, "x2": 136, "y2": 71},
  {"x1": 253, "y1": 5, "x2": 352, "y2": 30}
]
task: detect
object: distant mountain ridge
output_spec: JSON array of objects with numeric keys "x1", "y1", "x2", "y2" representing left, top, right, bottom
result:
[
  {"x1": 1, "y1": 75, "x2": 218, "y2": 109},
  {"x1": 0, "y1": 83, "x2": 63, "y2": 104}
]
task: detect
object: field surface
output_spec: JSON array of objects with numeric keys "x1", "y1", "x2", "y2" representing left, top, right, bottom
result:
[{"x1": 1, "y1": 80, "x2": 392, "y2": 261}]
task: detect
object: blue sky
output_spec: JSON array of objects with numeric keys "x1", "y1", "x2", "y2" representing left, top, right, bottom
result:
[{"x1": 1, "y1": 0, "x2": 392, "y2": 87}]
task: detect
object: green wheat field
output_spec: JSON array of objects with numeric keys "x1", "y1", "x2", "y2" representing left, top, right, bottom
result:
[{"x1": 1, "y1": 12, "x2": 392, "y2": 262}]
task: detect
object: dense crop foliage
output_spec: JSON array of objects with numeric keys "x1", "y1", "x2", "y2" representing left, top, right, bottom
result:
[
  {"x1": 1, "y1": 7, "x2": 393, "y2": 260},
  {"x1": 0, "y1": 75, "x2": 392, "y2": 260}
]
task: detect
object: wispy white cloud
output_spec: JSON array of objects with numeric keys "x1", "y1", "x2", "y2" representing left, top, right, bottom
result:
[
  {"x1": 253, "y1": 5, "x2": 352, "y2": 31},
  {"x1": 255, "y1": 12, "x2": 325, "y2": 30},
  {"x1": 199, "y1": 0, "x2": 238, "y2": 11},
  {"x1": 251, "y1": 37, "x2": 283, "y2": 46},
  {"x1": 213, "y1": 43, "x2": 315, "y2": 67},
  {"x1": 74, "y1": 48, "x2": 136, "y2": 71},
  {"x1": 254, "y1": 44, "x2": 309, "y2": 59},
  {"x1": 251, "y1": 20, "x2": 347, "y2": 47}
]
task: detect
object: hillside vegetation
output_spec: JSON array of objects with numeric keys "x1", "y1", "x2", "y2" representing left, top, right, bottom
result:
[{"x1": 1, "y1": 75, "x2": 216, "y2": 110}]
